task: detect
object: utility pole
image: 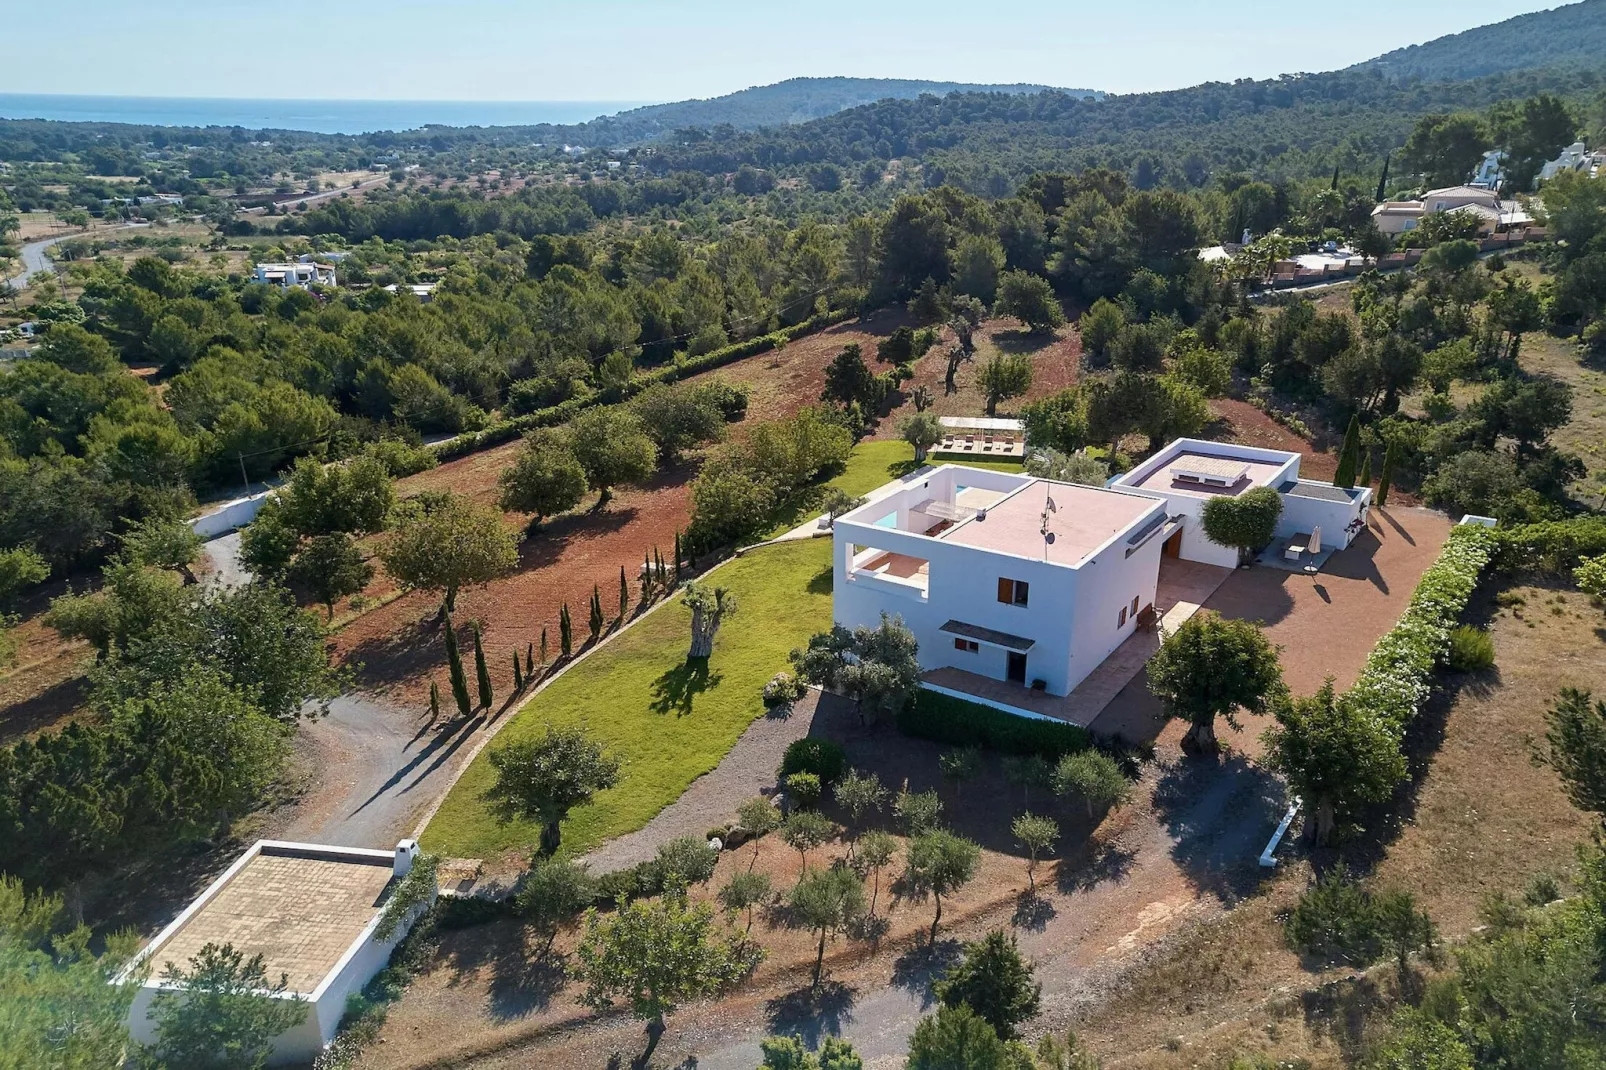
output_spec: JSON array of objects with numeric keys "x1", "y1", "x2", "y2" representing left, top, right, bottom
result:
[{"x1": 238, "y1": 453, "x2": 251, "y2": 498}]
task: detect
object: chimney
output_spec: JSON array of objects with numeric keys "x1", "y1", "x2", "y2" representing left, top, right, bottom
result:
[{"x1": 394, "y1": 839, "x2": 419, "y2": 878}]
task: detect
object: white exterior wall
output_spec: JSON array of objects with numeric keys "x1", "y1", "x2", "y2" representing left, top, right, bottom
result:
[
  {"x1": 833, "y1": 466, "x2": 1164, "y2": 696},
  {"x1": 1276, "y1": 483, "x2": 1373, "y2": 550}
]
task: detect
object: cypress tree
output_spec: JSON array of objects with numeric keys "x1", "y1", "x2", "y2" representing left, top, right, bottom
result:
[
  {"x1": 472, "y1": 621, "x2": 493, "y2": 709},
  {"x1": 429, "y1": 679, "x2": 441, "y2": 721},
  {"x1": 1333, "y1": 415, "x2": 1361, "y2": 489},
  {"x1": 1358, "y1": 447, "x2": 1373, "y2": 489},
  {"x1": 559, "y1": 605, "x2": 572, "y2": 657},
  {"x1": 513, "y1": 651, "x2": 524, "y2": 691},
  {"x1": 655, "y1": 546, "x2": 666, "y2": 585},
  {"x1": 1376, "y1": 153, "x2": 1390, "y2": 202},
  {"x1": 539, "y1": 627, "x2": 549, "y2": 667},
  {"x1": 640, "y1": 551, "x2": 653, "y2": 601},
  {"x1": 444, "y1": 618, "x2": 472, "y2": 718},
  {"x1": 619, "y1": 565, "x2": 629, "y2": 619},
  {"x1": 589, "y1": 585, "x2": 604, "y2": 641},
  {"x1": 526, "y1": 642, "x2": 534, "y2": 675},
  {"x1": 1376, "y1": 441, "x2": 1397, "y2": 508},
  {"x1": 673, "y1": 531, "x2": 682, "y2": 580},
  {"x1": 1330, "y1": 163, "x2": 1340, "y2": 191}
]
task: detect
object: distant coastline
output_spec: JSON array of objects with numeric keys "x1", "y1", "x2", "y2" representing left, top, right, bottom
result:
[{"x1": 0, "y1": 94, "x2": 655, "y2": 134}]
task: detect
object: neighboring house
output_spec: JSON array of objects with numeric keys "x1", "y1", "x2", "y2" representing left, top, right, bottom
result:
[
  {"x1": 383, "y1": 281, "x2": 439, "y2": 302},
  {"x1": 122, "y1": 839, "x2": 434, "y2": 1066},
  {"x1": 1539, "y1": 141, "x2": 1605, "y2": 183},
  {"x1": 253, "y1": 261, "x2": 337, "y2": 290},
  {"x1": 832, "y1": 439, "x2": 1370, "y2": 706},
  {"x1": 1471, "y1": 149, "x2": 1505, "y2": 190},
  {"x1": 1370, "y1": 185, "x2": 1512, "y2": 237}
]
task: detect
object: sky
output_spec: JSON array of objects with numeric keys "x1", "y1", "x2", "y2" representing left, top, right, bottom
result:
[{"x1": 0, "y1": 0, "x2": 1566, "y2": 102}]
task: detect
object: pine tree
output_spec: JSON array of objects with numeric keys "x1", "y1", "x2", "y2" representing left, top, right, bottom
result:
[
  {"x1": 1333, "y1": 415, "x2": 1361, "y2": 489},
  {"x1": 444, "y1": 617, "x2": 472, "y2": 718},
  {"x1": 1376, "y1": 441, "x2": 1397, "y2": 508},
  {"x1": 588, "y1": 585, "x2": 604, "y2": 641},
  {"x1": 513, "y1": 651, "x2": 524, "y2": 691},
  {"x1": 472, "y1": 621, "x2": 493, "y2": 709},
  {"x1": 618, "y1": 565, "x2": 629, "y2": 619},
  {"x1": 429, "y1": 678, "x2": 441, "y2": 721},
  {"x1": 559, "y1": 605, "x2": 572, "y2": 658},
  {"x1": 539, "y1": 627, "x2": 549, "y2": 667},
  {"x1": 1359, "y1": 448, "x2": 1373, "y2": 489}
]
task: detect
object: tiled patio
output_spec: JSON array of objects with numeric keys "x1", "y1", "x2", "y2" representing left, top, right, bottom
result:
[
  {"x1": 921, "y1": 558, "x2": 1231, "y2": 726},
  {"x1": 1256, "y1": 535, "x2": 1337, "y2": 573}
]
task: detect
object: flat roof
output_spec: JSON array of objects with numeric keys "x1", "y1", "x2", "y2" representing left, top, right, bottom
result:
[
  {"x1": 1125, "y1": 449, "x2": 1288, "y2": 499},
  {"x1": 938, "y1": 479, "x2": 1158, "y2": 567},
  {"x1": 148, "y1": 846, "x2": 395, "y2": 994}
]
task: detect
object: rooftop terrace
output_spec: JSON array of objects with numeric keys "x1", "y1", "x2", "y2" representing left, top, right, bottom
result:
[
  {"x1": 1123, "y1": 449, "x2": 1288, "y2": 499},
  {"x1": 939, "y1": 479, "x2": 1160, "y2": 567}
]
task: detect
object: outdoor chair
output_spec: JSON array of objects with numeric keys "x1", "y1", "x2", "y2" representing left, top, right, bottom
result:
[{"x1": 1284, "y1": 535, "x2": 1309, "y2": 560}]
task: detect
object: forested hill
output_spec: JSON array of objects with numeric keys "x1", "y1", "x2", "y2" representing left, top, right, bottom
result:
[
  {"x1": 1350, "y1": 0, "x2": 1606, "y2": 81},
  {"x1": 581, "y1": 77, "x2": 1095, "y2": 142}
]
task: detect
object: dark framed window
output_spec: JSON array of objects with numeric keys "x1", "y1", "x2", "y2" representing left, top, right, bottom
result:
[
  {"x1": 1118, "y1": 606, "x2": 1128, "y2": 626},
  {"x1": 996, "y1": 577, "x2": 1029, "y2": 607},
  {"x1": 953, "y1": 638, "x2": 980, "y2": 653},
  {"x1": 1131, "y1": 596, "x2": 1140, "y2": 615}
]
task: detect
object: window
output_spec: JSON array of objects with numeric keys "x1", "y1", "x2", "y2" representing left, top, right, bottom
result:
[
  {"x1": 1118, "y1": 606, "x2": 1128, "y2": 627},
  {"x1": 953, "y1": 638, "x2": 980, "y2": 653},
  {"x1": 1132, "y1": 596, "x2": 1140, "y2": 615},
  {"x1": 997, "y1": 577, "x2": 1029, "y2": 607}
]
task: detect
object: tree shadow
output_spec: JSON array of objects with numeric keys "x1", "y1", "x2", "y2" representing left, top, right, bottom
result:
[
  {"x1": 1319, "y1": 529, "x2": 1390, "y2": 594},
  {"x1": 764, "y1": 980, "x2": 859, "y2": 1047},
  {"x1": 649, "y1": 660, "x2": 722, "y2": 717},
  {"x1": 990, "y1": 328, "x2": 1057, "y2": 356},
  {"x1": 1054, "y1": 838, "x2": 1138, "y2": 895},
  {"x1": 890, "y1": 937, "x2": 963, "y2": 1010},
  {"x1": 1152, "y1": 754, "x2": 1287, "y2": 902},
  {"x1": 1299, "y1": 972, "x2": 1386, "y2": 1063},
  {"x1": 806, "y1": 564, "x2": 834, "y2": 595},
  {"x1": 1012, "y1": 889, "x2": 1057, "y2": 932},
  {"x1": 486, "y1": 948, "x2": 569, "y2": 1022},
  {"x1": 0, "y1": 673, "x2": 90, "y2": 745}
]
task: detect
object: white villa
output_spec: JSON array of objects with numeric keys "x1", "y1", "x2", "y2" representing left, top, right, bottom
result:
[
  {"x1": 122, "y1": 839, "x2": 434, "y2": 1066},
  {"x1": 253, "y1": 261, "x2": 337, "y2": 290},
  {"x1": 832, "y1": 439, "x2": 1371, "y2": 715}
]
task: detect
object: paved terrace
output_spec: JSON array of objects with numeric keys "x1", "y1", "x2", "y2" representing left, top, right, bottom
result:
[
  {"x1": 922, "y1": 557, "x2": 1231, "y2": 728},
  {"x1": 939, "y1": 480, "x2": 1159, "y2": 568},
  {"x1": 1124, "y1": 449, "x2": 1288, "y2": 499},
  {"x1": 148, "y1": 847, "x2": 395, "y2": 994}
]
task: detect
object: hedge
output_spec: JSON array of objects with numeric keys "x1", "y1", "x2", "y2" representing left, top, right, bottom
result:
[
  {"x1": 897, "y1": 689, "x2": 1092, "y2": 758},
  {"x1": 1489, "y1": 516, "x2": 1606, "y2": 579},
  {"x1": 430, "y1": 308, "x2": 855, "y2": 463},
  {"x1": 1344, "y1": 523, "x2": 1494, "y2": 735}
]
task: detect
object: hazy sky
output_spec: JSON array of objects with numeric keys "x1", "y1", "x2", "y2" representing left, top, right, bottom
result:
[{"x1": 0, "y1": 0, "x2": 1564, "y2": 101}]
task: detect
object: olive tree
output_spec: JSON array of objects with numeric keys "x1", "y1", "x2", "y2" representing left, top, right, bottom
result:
[
  {"x1": 899, "y1": 411, "x2": 945, "y2": 463},
  {"x1": 378, "y1": 492, "x2": 519, "y2": 616},
  {"x1": 497, "y1": 427, "x2": 589, "y2": 529},
  {"x1": 484, "y1": 725, "x2": 621, "y2": 857},
  {"x1": 902, "y1": 829, "x2": 981, "y2": 943},
  {"x1": 1146, "y1": 612, "x2": 1284, "y2": 755},
  {"x1": 682, "y1": 582, "x2": 736, "y2": 662},
  {"x1": 568, "y1": 406, "x2": 658, "y2": 507},
  {"x1": 787, "y1": 864, "x2": 867, "y2": 988}
]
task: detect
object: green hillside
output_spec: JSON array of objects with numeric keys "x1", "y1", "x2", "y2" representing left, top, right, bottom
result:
[{"x1": 1352, "y1": 0, "x2": 1606, "y2": 81}]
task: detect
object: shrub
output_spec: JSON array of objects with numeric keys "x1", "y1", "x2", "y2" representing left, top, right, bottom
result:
[
  {"x1": 762, "y1": 671, "x2": 807, "y2": 710},
  {"x1": 1445, "y1": 625, "x2": 1495, "y2": 672},
  {"x1": 898, "y1": 691, "x2": 1092, "y2": 758},
  {"x1": 1200, "y1": 485, "x2": 1283, "y2": 561},
  {"x1": 1284, "y1": 866, "x2": 1383, "y2": 966},
  {"x1": 784, "y1": 771, "x2": 823, "y2": 810},
  {"x1": 1492, "y1": 517, "x2": 1606, "y2": 578},
  {"x1": 779, "y1": 738, "x2": 847, "y2": 789}
]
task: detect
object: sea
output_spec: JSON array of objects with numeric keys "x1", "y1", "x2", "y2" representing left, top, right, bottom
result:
[{"x1": 0, "y1": 94, "x2": 655, "y2": 134}]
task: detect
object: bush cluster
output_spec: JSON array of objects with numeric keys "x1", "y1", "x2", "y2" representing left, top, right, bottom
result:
[
  {"x1": 778, "y1": 738, "x2": 848, "y2": 789},
  {"x1": 897, "y1": 690, "x2": 1092, "y2": 759},
  {"x1": 433, "y1": 310, "x2": 852, "y2": 462},
  {"x1": 1490, "y1": 516, "x2": 1606, "y2": 578}
]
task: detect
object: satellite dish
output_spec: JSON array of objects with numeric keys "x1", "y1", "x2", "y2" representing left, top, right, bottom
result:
[
  {"x1": 1044, "y1": 532, "x2": 1056, "y2": 545},
  {"x1": 976, "y1": 509, "x2": 987, "y2": 521}
]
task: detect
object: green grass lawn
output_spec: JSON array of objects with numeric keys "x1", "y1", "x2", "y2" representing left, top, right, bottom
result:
[{"x1": 422, "y1": 537, "x2": 834, "y2": 860}]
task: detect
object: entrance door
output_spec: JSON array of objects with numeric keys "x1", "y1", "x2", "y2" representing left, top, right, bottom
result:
[
  {"x1": 1162, "y1": 528, "x2": 1183, "y2": 558},
  {"x1": 1006, "y1": 651, "x2": 1028, "y2": 685}
]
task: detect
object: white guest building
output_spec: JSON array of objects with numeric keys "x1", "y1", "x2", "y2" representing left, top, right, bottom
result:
[
  {"x1": 252, "y1": 261, "x2": 337, "y2": 290},
  {"x1": 832, "y1": 439, "x2": 1371, "y2": 706}
]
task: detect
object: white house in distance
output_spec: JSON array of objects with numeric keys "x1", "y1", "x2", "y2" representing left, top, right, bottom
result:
[
  {"x1": 122, "y1": 839, "x2": 434, "y2": 1066},
  {"x1": 253, "y1": 261, "x2": 337, "y2": 290},
  {"x1": 832, "y1": 439, "x2": 1370, "y2": 710}
]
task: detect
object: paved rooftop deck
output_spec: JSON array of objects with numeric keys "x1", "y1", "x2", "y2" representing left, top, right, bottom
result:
[
  {"x1": 149, "y1": 848, "x2": 395, "y2": 994},
  {"x1": 938, "y1": 480, "x2": 1158, "y2": 567},
  {"x1": 1125, "y1": 450, "x2": 1287, "y2": 499}
]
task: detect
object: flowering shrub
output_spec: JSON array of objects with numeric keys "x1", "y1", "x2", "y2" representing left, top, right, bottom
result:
[
  {"x1": 1345, "y1": 524, "x2": 1493, "y2": 734},
  {"x1": 762, "y1": 671, "x2": 806, "y2": 709}
]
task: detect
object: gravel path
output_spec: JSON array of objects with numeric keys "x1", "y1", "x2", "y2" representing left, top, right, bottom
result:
[{"x1": 578, "y1": 691, "x2": 820, "y2": 874}]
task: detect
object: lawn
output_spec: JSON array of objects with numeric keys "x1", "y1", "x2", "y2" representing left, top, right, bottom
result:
[{"x1": 421, "y1": 537, "x2": 834, "y2": 861}]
